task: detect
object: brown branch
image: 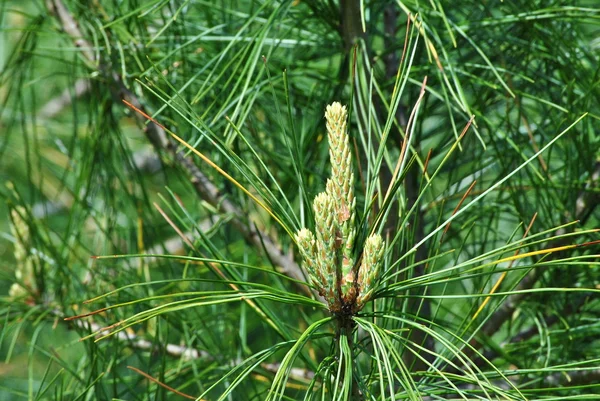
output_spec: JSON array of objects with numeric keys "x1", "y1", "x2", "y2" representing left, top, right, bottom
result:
[
  {"x1": 441, "y1": 160, "x2": 600, "y2": 375},
  {"x1": 544, "y1": 368, "x2": 600, "y2": 387},
  {"x1": 38, "y1": 78, "x2": 91, "y2": 119},
  {"x1": 481, "y1": 160, "x2": 600, "y2": 339},
  {"x1": 381, "y1": 10, "x2": 434, "y2": 371},
  {"x1": 478, "y1": 291, "x2": 591, "y2": 367},
  {"x1": 340, "y1": 0, "x2": 365, "y2": 52},
  {"x1": 58, "y1": 310, "x2": 212, "y2": 361},
  {"x1": 338, "y1": 4, "x2": 434, "y2": 372},
  {"x1": 58, "y1": 306, "x2": 316, "y2": 384},
  {"x1": 421, "y1": 365, "x2": 600, "y2": 399},
  {"x1": 46, "y1": 0, "x2": 306, "y2": 285},
  {"x1": 68, "y1": 311, "x2": 316, "y2": 384}
]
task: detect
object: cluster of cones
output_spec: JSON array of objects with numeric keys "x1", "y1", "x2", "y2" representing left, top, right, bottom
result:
[{"x1": 295, "y1": 102, "x2": 385, "y2": 314}]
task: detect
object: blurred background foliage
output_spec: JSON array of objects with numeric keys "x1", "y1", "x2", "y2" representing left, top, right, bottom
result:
[{"x1": 1, "y1": 0, "x2": 599, "y2": 400}]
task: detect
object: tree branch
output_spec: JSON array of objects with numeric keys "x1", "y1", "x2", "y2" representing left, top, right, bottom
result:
[
  {"x1": 46, "y1": 0, "x2": 306, "y2": 286},
  {"x1": 544, "y1": 368, "x2": 600, "y2": 387},
  {"x1": 481, "y1": 160, "x2": 600, "y2": 338},
  {"x1": 445, "y1": 159, "x2": 600, "y2": 373},
  {"x1": 63, "y1": 310, "x2": 317, "y2": 383},
  {"x1": 38, "y1": 78, "x2": 90, "y2": 119}
]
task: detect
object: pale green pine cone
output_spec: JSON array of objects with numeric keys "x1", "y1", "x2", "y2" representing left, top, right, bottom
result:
[
  {"x1": 295, "y1": 228, "x2": 321, "y2": 290},
  {"x1": 295, "y1": 101, "x2": 373, "y2": 312},
  {"x1": 325, "y1": 102, "x2": 355, "y2": 227},
  {"x1": 313, "y1": 192, "x2": 339, "y2": 302},
  {"x1": 324, "y1": 103, "x2": 356, "y2": 291},
  {"x1": 357, "y1": 233, "x2": 385, "y2": 307}
]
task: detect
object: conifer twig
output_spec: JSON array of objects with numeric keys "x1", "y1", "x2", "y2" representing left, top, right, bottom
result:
[{"x1": 45, "y1": 0, "x2": 305, "y2": 284}]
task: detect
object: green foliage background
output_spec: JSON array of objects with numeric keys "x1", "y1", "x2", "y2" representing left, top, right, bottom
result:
[{"x1": 1, "y1": 0, "x2": 599, "y2": 400}]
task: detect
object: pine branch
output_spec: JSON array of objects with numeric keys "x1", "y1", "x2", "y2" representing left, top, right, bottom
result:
[
  {"x1": 68, "y1": 312, "x2": 318, "y2": 383},
  {"x1": 338, "y1": 2, "x2": 434, "y2": 372},
  {"x1": 544, "y1": 368, "x2": 600, "y2": 387},
  {"x1": 75, "y1": 318, "x2": 211, "y2": 361},
  {"x1": 45, "y1": 0, "x2": 305, "y2": 284},
  {"x1": 381, "y1": 9, "x2": 434, "y2": 370},
  {"x1": 442, "y1": 160, "x2": 600, "y2": 374},
  {"x1": 478, "y1": 291, "x2": 590, "y2": 367},
  {"x1": 481, "y1": 160, "x2": 600, "y2": 338},
  {"x1": 38, "y1": 78, "x2": 90, "y2": 119}
]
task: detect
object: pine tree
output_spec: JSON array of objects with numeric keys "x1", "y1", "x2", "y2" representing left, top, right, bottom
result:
[{"x1": 1, "y1": 1, "x2": 599, "y2": 399}]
